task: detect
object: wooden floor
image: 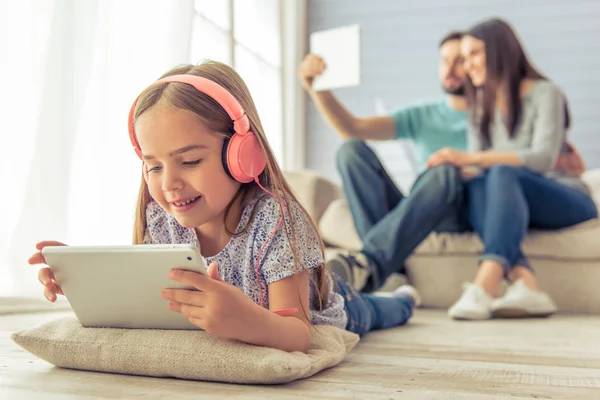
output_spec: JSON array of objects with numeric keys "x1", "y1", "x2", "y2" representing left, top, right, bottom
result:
[{"x1": 2, "y1": 310, "x2": 600, "y2": 399}]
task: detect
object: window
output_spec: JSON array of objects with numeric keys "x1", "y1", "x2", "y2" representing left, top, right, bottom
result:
[{"x1": 191, "y1": 0, "x2": 283, "y2": 164}]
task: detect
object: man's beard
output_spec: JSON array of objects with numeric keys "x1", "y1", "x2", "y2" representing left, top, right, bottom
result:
[{"x1": 443, "y1": 84, "x2": 465, "y2": 96}]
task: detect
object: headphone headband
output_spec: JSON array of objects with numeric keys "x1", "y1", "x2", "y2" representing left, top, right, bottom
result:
[
  {"x1": 128, "y1": 74, "x2": 251, "y2": 159},
  {"x1": 128, "y1": 73, "x2": 267, "y2": 184}
]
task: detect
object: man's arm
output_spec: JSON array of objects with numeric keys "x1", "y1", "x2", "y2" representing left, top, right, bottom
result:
[{"x1": 299, "y1": 54, "x2": 395, "y2": 141}]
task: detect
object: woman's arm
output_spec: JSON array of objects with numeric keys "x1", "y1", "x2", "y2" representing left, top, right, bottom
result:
[{"x1": 469, "y1": 151, "x2": 522, "y2": 168}]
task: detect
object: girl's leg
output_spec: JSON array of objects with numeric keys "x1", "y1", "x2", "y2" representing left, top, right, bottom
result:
[{"x1": 334, "y1": 275, "x2": 416, "y2": 336}]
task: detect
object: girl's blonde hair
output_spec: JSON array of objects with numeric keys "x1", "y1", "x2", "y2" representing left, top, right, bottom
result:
[{"x1": 130, "y1": 60, "x2": 330, "y2": 311}]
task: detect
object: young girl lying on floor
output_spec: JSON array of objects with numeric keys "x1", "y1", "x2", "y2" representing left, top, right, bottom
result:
[{"x1": 29, "y1": 60, "x2": 420, "y2": 352}]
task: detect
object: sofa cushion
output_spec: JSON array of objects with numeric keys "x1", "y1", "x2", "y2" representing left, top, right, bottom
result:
[
  {"x1": 438, "y1": 219, "x2": 600, "y2": 259},
  {"x1": 405, "y1": 255, "x2": 600, "y2": 313},
  {"x1": 583, "y1": 169, "x2": 600, "y2": 205},
  {"x1": 319, "y1": 170, "x2": 600, "y2": 260},
  {"x1": 319, "y1": 198, "x2": 447, "y2": 255}
]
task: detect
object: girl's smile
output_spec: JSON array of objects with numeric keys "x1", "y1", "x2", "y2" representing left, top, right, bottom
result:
[{"x1": 170, "y1": 195, "x2": 202, "y2": 213}]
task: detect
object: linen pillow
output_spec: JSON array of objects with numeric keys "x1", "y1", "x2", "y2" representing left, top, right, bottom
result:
[{"x1": 12, "y1": 317, "x2": 359, "y2": 384}]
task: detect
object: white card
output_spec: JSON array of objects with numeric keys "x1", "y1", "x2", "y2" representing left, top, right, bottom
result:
[{"x1": 309, "y1": 24, "x2": 361, "y2": 91}]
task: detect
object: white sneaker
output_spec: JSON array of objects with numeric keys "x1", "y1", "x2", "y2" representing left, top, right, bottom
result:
[
  {"x1": 327, "y1": 251, "x2": 373, "y2": 291},
  {"x1": 448, "y1": 282, "x2": 494, "y2": 320},
  {"x1": 491, "y1": 279, "x2": 557, "y2": 318},
  {"x1": 373, "y1": 284, "x2": 421, "y2": 309}
]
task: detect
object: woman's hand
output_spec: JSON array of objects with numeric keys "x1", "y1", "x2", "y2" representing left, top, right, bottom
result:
[
  {"x1": 555, "y1": 142, "x2": 586, "y2": 176},
  {"x1": 28, "y1": 241, "x2": 67, "y2": 302},
  {"x1": 162, "y1": 262, "x2": 259, "y2": 340},
  {"x1": 426, "y1": 147, "x2": 475, "y2": 168}
]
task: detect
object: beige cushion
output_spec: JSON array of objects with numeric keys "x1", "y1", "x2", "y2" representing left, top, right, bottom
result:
[
  {"x1": 437, "y1": 219, "x2": 600, "y2": 259},
  {"x1": 405, "y1": 255, "x2": 600, "y2": 313},
  {"x1": 319, "y1": 198, "x2": 445, "y2": 255},
  {"x1": 11, "y1": 317, "x2": 359, "y2": 384},
  {"x1": 319, "y1": 198, "x2": 362, "y2": 251},
  {"x1": 283, "y1": 169, "x2": 343, "y2": 224},
  {"x1": 319, "y1": 181, "x2": 600, "y2": 260},
  {"x1": 420, "y1": 169, "x2": 600, "y2": 258},
  {"x1": 583, "y1": 169, "x2": 600, "y2": 205}
]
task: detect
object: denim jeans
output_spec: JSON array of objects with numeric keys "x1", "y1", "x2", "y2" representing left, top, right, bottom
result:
[
  {"x1": 465, "y1": 165, "x2": 598, "y2": 274},
  {"x1": 333, "y1": 274, "x2": 413, "y2": 336},
  {"x1": 336, "y1": 140, "x2": 471, "y2": 291}
]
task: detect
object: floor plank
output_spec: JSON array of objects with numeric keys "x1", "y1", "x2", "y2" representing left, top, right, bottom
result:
[
  {"x1": 0, "y1": 297, "x2": 70, "y2": 315},
  {"x1": 2, "y1": 310, "x2": 600, "y2": 399}
]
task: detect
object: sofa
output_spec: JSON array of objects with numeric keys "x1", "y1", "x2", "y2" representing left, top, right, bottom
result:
[{"x1": 284, "y1": 168, "x2": 600, "y2": 314}]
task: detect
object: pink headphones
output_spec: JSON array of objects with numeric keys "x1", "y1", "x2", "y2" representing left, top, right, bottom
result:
[
  {"x1": 128, "y1": 74, "x2": 267, "y2": 184},
  {"x1": 127, "y1": 74, "x2": 295, "y2": 315}
]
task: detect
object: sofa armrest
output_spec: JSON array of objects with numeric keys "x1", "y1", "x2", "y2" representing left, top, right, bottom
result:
[
  {"x1": 283, "y1": 169, "x2": 344, "y2": 224},
  {"x1": 319, "y1": 198, "x2": 362, "y2": 251},
  {"x1": 582, "y1": 168, "x2": 600, "y2": 205}
]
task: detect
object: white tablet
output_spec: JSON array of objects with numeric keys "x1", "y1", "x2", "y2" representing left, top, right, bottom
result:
[
  {"x1": 42, "y1": 244, "x2": 207, "y2": 330},
  {"x1": 310, "y1": 24, "x2": 361, "y2": 91}
]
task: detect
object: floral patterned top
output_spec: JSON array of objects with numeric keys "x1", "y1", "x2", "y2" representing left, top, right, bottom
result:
[{"x1": 143, "y1": 194, "x2": 347, "y2": 329}]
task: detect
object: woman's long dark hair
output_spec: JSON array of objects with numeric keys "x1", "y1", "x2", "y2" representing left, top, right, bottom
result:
[{"x1": 464, "y1": 18, "x2": 570, "y2": 143}]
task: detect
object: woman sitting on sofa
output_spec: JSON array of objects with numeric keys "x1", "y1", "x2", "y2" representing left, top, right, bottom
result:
[{"x1": 425, "y1": 18, "x2": 598, "y2": 320}]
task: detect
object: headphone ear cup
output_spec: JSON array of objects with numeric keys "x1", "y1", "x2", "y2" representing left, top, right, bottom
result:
[
  {"x1": 221, "y1": 135, "x2": 235, "y2": 180},
  {"x1": 226, "y1": 131, "x2": 267, "y2": 183}
]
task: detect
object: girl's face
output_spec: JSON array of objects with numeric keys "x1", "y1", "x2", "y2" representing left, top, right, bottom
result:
[
  {"x1": 135, "y1": 105, "x2": 241, "y2": 230},
  {"x1": 461, "y1": 35, "x2": 487, "y2": 87}
]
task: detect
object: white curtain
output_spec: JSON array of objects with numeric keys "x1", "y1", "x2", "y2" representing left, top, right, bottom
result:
[
  {"x1": 0, "y1": 0, "x2": 196, "y2": 297},
  {"x1": 190, "y1": 0, "x2": 284, "y2": 163}
]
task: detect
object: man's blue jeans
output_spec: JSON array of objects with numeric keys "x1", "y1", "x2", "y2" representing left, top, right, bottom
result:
[{"x1": 336, "y1": 140, "x2": 470, "y2": 291}]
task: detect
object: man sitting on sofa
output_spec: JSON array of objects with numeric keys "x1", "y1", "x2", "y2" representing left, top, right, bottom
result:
[{"x1": 298, "y1": 30, "x2": 586, "y2": 294}]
